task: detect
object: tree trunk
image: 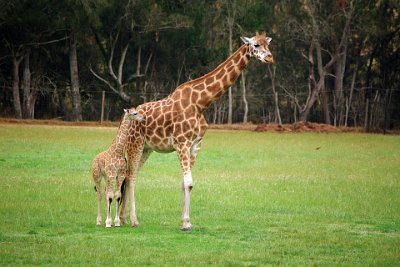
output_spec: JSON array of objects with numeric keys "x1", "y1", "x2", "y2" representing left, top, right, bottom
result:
[
  {"x1": 299, "y1": 85, "x2": 320, "y2": 121},
  {"x1": 227, "y1": 10, "x2": 234, "y2": 124},
  {"x1": 12, "y1": 54, "x2": 23, "y2": 119},
  {"x1": 69, "y1": 33, "x2": 82, "y2": 121},
  {"x1": 22, "y1": 49, "x2": 35, "y2": 119},
  {"x1": 212, "y1": 102, "x2": 217, "y2": 124},
  {"x1": 267, "y1": 65, "x2": 282, "y2": 125},
  {"x1": 345, "y1": 63, "x2": 358, "y2": 127},
  {"x1": 299, "y1": 41, "x2": 331, "y2": 122},
  {"x1": 241, "y1": 72, "x2": 248, "y2": 123},
  {"x1": 299, "y1": 0, "x2": 353, "y2": 124},
  {"x1": 333, "y1": 42, "x2": 347, "y2": 126},
  {"x1": 320, "y1": 89, "x2": 331, "y2": 124}
]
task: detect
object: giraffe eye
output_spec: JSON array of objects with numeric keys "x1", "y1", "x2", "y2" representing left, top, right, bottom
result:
[{"x1": 254, "y1": 44, "x2": 260, "y2": 48}]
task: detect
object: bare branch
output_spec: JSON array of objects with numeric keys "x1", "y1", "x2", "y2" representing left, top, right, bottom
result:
[
  {"x1": 25, "y1": 36, "x2": 70, "y2": 46},
  {"x1": 108, "y1": 30, "x2": 120, "y2": 82},
  {"x1": 144, "y1": 52, "x2": 153, "y2": 75},
  {"x1": 279, "y1": 85, "x2": 302, "y2": 111},
  {"x1": 89, "y1": 67, "x2": 118, "y2": 94},
  {"x1": 118, "y1": 41, "x2": 131, "y2": 84}
]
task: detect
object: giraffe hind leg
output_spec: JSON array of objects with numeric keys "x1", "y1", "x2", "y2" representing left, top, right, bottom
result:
[{"x1": 92, "y1": 164, "x2": 102, "y2": 226}]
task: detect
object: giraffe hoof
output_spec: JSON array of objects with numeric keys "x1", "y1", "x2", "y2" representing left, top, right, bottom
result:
[
  {"x1": 131, "y1": 223, "x2": 139, "y2": 228},
  {"x1": 181, "y1": 225, "x2": 193, "y2": 231}
]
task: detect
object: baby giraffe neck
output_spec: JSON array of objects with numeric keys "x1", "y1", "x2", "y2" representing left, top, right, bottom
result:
[{"x1": 110, "y1": 116, "x2": 131, "y2": 155}]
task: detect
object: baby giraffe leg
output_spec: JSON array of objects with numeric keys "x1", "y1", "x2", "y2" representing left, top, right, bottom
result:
[
  {"x1": 105, "y1": 175, "x2": 114, "y2": 228},
  {"x1": 95, "y1": 184, "x2": 102, "y2": 226},
  {"x1": 92, "y1": 160, "x2": 102, "y2": 226},
  {"x1": 114, "y1": 174, "x2": 125, "y2": 227}
]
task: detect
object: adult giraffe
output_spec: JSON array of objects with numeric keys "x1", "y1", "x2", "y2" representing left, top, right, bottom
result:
[{"x1": 121, "y1": 32, "x2": 274, "y2": 230}]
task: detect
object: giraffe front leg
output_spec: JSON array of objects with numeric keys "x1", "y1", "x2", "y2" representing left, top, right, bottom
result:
[
  {"x1": 182, "y1": 171, "x2": 193, "y2": 230},
  {"x1": 105, "y1": 174, "x2": 114, "y2": 228},
  {"x1": 120, "y1": 137, "x2": 145, "y2": 227},
  {"x1": 120, "y1": 164, "x2": 140, "y2": 227},
  {"x1": 114, "y1": 172, "x2": 125, "y2": 227},
  {"x1": 105, "y1": 191, "x2": 114, "y2": 228},
  {"x1": 128, "y1": 178, "x2": 139, "y2": 227},
  {"x1": 119, "y1": 175, "x2": 128, "y2": 225},
  {"x1": 190, "y1": 138, "x2": 203, "y2": 169},
  {"x1": 178, "y1": 144, "x2": 193, "y2": 231}
]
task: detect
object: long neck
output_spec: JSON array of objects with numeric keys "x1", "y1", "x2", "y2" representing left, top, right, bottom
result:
[
  {"x1": 110, "y1": 115, "x2": 131, "y2": 155},
  {"x1": 182, "y1": 45, "x2": 251, "y2": 110}
]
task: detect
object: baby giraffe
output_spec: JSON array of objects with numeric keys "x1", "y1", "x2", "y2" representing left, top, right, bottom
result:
[{"x1": 92, "y1": 108, "x2": 144, "y2": 228}]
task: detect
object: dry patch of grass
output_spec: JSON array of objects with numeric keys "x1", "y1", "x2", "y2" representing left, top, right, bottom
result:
[{"x1": 1, "y1": 117, "x2": 399, "y2": 134}]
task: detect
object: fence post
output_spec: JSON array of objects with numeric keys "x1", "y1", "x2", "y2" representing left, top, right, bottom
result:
[{"x1": 100, "y1": 90, "x2": 105, "y2": 124}]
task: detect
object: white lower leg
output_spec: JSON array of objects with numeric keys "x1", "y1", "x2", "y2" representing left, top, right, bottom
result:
[
  {"x1": 114, "y1": 192, "x2": 122, "y2": 227},
  {"x1": 96, "y1": 193, "x2": 102, "y2": 226},
  {"x1": 105, "y1": 192, "x2": 113, "y2": 228},
  {"x1": 182, "y1": 172, "x2": 193, "y2": 230},
  {"x1": 96, "y1": 200, "x2": 101, "y2": 226},
  {"x1": 119, "y1": 183, "x2": 129, "y2": 224},
  {"x1": 129, "y1": 181, "x2": 139, "y2": 227}
]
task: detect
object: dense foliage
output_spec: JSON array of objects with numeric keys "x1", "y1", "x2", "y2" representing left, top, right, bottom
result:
[{"x1": 0, "y1": 0, "x2": 399, "y2": 130}]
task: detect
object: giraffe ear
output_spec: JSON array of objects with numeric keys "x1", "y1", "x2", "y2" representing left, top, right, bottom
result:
[
  {"x1": 240, "y1": 37, "x2": 252, "y2": 44},
  {"x1": 266, "y1": 37, "x2": 272, "y2": 45},
  {"x1": 124, "y1": 109, "x2": 128, "y2": 113}
]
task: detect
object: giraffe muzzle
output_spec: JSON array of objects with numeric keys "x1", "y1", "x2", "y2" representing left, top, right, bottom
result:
[{"x1": 264, "y1": 54, "x2": 274, "y2": 64}]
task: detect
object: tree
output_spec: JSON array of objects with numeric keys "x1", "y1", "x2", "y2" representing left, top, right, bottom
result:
[
  {"x1": 0, "y1": 0, "x2": 399, "y2": 129},
  {"x1": 89, "y1": 0, "x2": 191, "y2": 103},
  {"x1": 69, "y1": 32, "x2": 82, "y2": 121},
  {"x1": 2, "y1": 1, "x2": 53, "y2": 119},
  {"x1": 279, "y1": 0, "x2": 355, "y2": 123},
  {"x1": 267, "y1": 65, "x2": 282, "y2": 124}
]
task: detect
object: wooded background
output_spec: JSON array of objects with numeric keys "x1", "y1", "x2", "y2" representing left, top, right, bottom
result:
[{"x1": 1, "y1": 0, "x2": 399, "y2": 131}]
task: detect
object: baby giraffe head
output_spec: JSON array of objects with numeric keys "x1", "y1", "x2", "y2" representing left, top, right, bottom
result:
[
  {"x1": 240, "y1": 31, "x2": 274, "y2": 64},
  {"x1": 124, "y1": 108, "x2": 144, "y2": 122}
]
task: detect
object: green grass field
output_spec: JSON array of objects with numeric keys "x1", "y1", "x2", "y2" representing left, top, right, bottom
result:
[{"x1": 0, "y1": 123, "x2": 399, "y2": 266}]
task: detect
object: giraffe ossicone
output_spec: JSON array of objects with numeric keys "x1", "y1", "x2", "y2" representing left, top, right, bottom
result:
[
  {"x1": 120, "y1": 32, "x2": 273, "y2": 230},
  {"x1": 91, "y1": 107, "x2": 143, "y2": 228}
]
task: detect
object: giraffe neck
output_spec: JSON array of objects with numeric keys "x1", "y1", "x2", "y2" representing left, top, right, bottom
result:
[
  {"x1": 179, "y1": 45, "x2": 251, "y2": 110},
  {"x1": 110, "y1": 115, "x2": 131, "y2": 155}
]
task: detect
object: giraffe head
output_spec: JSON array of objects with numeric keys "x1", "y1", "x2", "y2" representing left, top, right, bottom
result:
[
  {"x1": 123, "y1": 108, "x2": 144, "y2": 122},
  {"x1": 240, "y1": 31, "x2": 273, "y2": 64}
]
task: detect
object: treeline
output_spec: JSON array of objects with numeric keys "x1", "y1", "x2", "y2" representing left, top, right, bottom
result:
[{"x1": 0, "y1": 0, "x2": 399, "y2": 130}]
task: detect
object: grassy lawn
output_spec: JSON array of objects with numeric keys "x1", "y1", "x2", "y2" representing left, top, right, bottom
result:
[{"x1": 0, "y1": 123, "x2": 399, "y2": 266}]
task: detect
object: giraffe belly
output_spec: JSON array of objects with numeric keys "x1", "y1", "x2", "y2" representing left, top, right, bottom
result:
[{"x1": 144, "y1": 137, "x2": 175, "y2": 153}]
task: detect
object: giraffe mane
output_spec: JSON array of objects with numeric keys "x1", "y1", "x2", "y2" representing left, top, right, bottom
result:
[{"x1": 117, "y1": 111, "x2": 125, "y2": 129}]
